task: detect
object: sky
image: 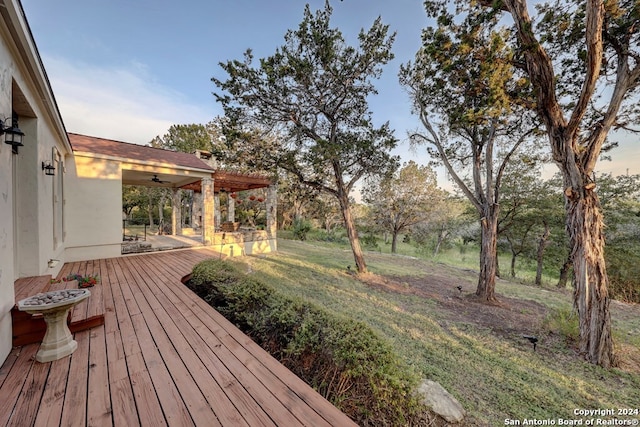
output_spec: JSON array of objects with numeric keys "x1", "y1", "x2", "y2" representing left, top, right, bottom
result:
[{"x1": 20, "y1": 0, "x2": 639, "y2": 188}]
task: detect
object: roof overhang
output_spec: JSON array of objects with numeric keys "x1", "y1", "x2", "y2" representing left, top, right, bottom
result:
[
  {"x1": 73, "y1": 149, "x2": 214, "y2": 189},
  {"x1": 0, "y1": 0, "x2": 72, "y2": 153},
  {"x1": 180, "y1": 170, "x2": 272, "y2": 193}
]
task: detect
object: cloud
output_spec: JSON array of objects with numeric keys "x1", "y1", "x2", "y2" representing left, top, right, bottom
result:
[{"x1": 42, "y1": 56, "x2": 213, "y2": 145}]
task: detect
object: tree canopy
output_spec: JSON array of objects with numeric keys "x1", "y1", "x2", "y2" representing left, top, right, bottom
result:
[
  {"x1": 400, "y1": 5, "x2": 541, "y2": 301},
  {"x1": 213, "y1": 1, "x2": 399, "y2": 273},
  {"x1": 362, "y1": 161, "x2": 446, "y2": 253},
  {"x1": 414, "y1": 0, "x2": 639, "y2": 367}
]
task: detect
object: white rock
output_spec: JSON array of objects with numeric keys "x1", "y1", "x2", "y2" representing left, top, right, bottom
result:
[{"x1": 418, "y1": 379, "x2": 466, "y2": 423}]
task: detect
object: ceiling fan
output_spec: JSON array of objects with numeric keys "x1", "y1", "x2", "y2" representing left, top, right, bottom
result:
[{"x1": 151, "y1": 174, "x2": 170, "y2": 184}]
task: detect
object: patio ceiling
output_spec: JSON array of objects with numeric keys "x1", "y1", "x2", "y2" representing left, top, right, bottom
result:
[
  {"x1": 180, "y1": 170, "x2": 273, "y2": 193},
  {"x1": 122, "y1": 169, "x2": 205, "y2": 189}
]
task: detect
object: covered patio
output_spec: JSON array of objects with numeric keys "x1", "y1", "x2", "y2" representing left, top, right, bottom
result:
[
  {"x1": 67, "y1": 134, "x2": 277, "y2": 260},
  {"x1": 0, "y1": 249, "x2": 355, "y2": 426}
]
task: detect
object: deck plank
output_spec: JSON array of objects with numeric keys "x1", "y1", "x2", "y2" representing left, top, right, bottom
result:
[
  {"x1": 127, "y1": 255, "x2": 256, "y2": 427},
  {"x1": 87, "y1": 326, "x2": 112, "y2": 427},
  {"x1": 32, "y1": 355, "x2": 72, "y2": 427},
  {"x1": 116, "y1": 257, "x2": 221, "y2": 427},
  {"x1": 0, "y1": 249, "x2": 356, "y2": 427},
  {"x1": 6, "y1": 353, "x2": 49, "y2": 427},
  {"x1": 0, "y1": 345, "x2": 38, "y2": 426},
  {"x1": 59, "y1": 329, "x2": 90, "y2": 427},
  {"x1": 139, "y1": 251, "x2": 342, "y2": 427}
]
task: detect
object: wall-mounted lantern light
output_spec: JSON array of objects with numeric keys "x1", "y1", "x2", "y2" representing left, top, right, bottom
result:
[
  {"x1": 42, "y1": 160, "x2": 56, "y2": 176},
  {"x1": 1, "y1": 113, "x2": 25, "y2": 154}
]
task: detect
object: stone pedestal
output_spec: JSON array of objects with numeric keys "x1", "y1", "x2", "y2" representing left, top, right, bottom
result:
[{"x1": 18, "y1": 289, "x2": 91, "y2": 363}]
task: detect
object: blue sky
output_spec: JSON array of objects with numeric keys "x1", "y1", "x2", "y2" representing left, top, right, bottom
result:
[{"x1": 21, "y1": 0, "x2": 638, "y2": 184}]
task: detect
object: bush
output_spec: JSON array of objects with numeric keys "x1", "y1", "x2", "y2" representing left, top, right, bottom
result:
[
  {"x1": 186, "y1": 259, "x2": 427, "y2": 426},
  {"x1": 360, "y1": 233, "x2": 380, "y2": 250},
  {"x1": 312, "y1": 229, "x2": 348, "y2": 244},
  {"x1": 543, "y1": 307, "x2": 579, "y2": 344},
  {"x1": 292, "y1": 218, "x2": 312, "y2": 241}
]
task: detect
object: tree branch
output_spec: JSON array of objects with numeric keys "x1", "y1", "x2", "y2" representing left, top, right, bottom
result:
[
  {"x1": 566, "y1": 0, "x2": 605, "y2": 136},
  {"x1": 415, "y1": 105, "x2": 483, "y2": 213}
]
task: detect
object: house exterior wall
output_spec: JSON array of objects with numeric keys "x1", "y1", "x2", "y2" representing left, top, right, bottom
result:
[
  {"x1": 64, "y1": 154, "x2": 123, "y2": 261},
  {"x1": 0, "y1": 0, "x2": 72, "y2": 364},
  {"x1": 0, "y1": 33, "x2": 15, "y2": 367}
]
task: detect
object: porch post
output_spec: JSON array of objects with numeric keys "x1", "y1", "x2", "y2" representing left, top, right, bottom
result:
[
  {"x1": 172, "y1": 189, "x2": 182, "y2": 236},
  {"x1": 228, "y1": 195, "x2": 235, "y2": 222},
  {"x1": 202, "y1": 177, "x2": 215, "y2": 245},
  {"x1": 266, "y1": 184, "x2": 277, "y2": 240},
  {"x1": 214, "y1": 193, "x2": 221, "y2": 230}
]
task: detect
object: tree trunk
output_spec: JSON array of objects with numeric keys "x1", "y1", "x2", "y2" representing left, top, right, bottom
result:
[
  {"x1": 337, "y1": 191, "x2": 368, "y2": 274},
  {"x1": 147, "y1": 206, "x2": 154, "y2": 230},
  {"x1": 391, "y1": 231, "x2": 398, "y2": 253},
  {"x1": 535, "y1": 221, "x2": 550, "y2": 286},
  {"x1": 557, "y1": 257, "x2": 572, "y2": 289},
  {"x1": 565, "y1": 185, "x2": 615, "y2": 367},
  {"x1": 476, "y1": 208, "x2": 499, "y2": 301},
  {"x1": 510, "y1": 250, "x2": 517, "y2": 278},
  {"x1": 433, "y1": 229, "x2": 446, "y2": 257},
  {"x1": 158, "y1": 194, "x2": 165, "y2": 226}
]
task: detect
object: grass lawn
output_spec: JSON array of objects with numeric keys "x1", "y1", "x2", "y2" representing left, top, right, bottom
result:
[{"x1": 225, "y1": 239, "x2": 640, "y2": 426}]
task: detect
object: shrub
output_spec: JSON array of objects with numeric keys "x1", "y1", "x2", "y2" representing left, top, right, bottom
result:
[
  {"x1": 360, "y1": 233, "x2": 380, "y2": 250},
  {"x1": 312, "y1": 229, "x2": 348, "y2": 244},
  {"x1": 543, "y1": 307, "x2": 579, "y2": 344},
  {"x1": 292, "y1": 218, "x2": 312, "y2": 241},
  {"x1": 186, "y1": 259, "x2": 427, "y2": 426}
]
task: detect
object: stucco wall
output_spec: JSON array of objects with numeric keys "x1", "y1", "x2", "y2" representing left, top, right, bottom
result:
[
  {"x1": 1, "y1": 0, "x2": 72, "y2": 364},
  {"x1": 64, "y1": 154, "x2": 123, "y2": 261},
  {"x1": 0, "y1": 26, "x2": 15, "y2": 367}
]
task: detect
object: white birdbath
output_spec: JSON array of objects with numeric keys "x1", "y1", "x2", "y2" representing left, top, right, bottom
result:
[{"x1": 18, "y1": 289, "x2": 91, "y2": 363}]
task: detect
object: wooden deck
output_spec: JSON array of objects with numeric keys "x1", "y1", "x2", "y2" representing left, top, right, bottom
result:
[{"x1": 0, "y1": 249, "x2": 356, "y2": 427}]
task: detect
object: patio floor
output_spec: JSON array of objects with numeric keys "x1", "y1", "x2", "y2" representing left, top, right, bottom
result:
[{"x1": 0, "y1": 249, "x2": 356, "y2": 426}]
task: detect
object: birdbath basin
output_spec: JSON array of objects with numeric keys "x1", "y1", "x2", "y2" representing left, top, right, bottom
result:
[{"x1": 18, "y1": 289, "x2": 91, "y2": 363}]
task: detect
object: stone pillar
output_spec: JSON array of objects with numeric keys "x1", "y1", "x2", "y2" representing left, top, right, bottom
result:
[
  {"x1": 266, "y1": 184, "x2": 278, "y2": 240},
  {"x1": 214, "y1": 193, "x2": 221, "y2": 230},
  {"x1": 192, "y1": 192, "x2": 203, "y2": 229},
  {"x1": 228, "y1": 194, "x2": 235, "y2": 222},
  {"x1": 172, "y1": 189, "x2": 182, "y2": 236},
  {"x1": 202, "y1": 178, "x2": 215, "y2": 246}
]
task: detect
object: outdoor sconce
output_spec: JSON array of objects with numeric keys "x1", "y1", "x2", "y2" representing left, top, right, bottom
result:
[
  {"x1": 42, "y1": 160, "x2": 56, "y2": 176},
  {"x1": 1, "y1": 114, "x2": 25, "y2": 154}
]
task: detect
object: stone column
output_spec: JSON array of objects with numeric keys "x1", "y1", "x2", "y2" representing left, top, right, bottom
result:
[
  {"x1": 202, "y1": 177, "x2": 215, "y2": 246},
  {"x1": 228, "y1": 194, "x2": 235, "y2": 222},
  {"x1": 266, "y1": 184, "x2": 278, "y2": 240},
  {"x1": 172, "y1": 189, "x2": 182, "y2": 236},
  {"x1": 214, "y1": 193, "x2": 221, "y2": 230},
  {"x1": 192, "y1": 192, "x2": 203, "y2": 228}
]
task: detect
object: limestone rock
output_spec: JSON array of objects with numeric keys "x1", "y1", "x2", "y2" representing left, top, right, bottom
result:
[{"x1": 418, "y1": 379, "x2": 466, "y2": 423}]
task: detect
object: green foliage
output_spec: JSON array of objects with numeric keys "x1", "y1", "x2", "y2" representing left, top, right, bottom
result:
[
  {"x1": 543, "y1": 307, "x2": 580, "y2": 344},
  {"x1": 187, "y1": 258, "x2": 426, "y2": 425},
  {"x1": 363, "y1": 161, "x2": 448, "y2": 253},
  {"x1": 151, "y1": 123, "x2": 212, "y2": 153},
  {"x1": 360, "y1": 233, "x2": 379, "y2": 250},
  {"x1": 214, "y1": 1, "x2": 400, "y2": 273},
  {"x1": 606, "y1": 243, "x2": 640, "y2": 303},
  {"x1": 312, "y1": 228, "x2": 348, "y2": 244},
  {"x1": 241, "y1": 239, "x2": 640, "y2": 424},
  {"x1": 291, "y1": 218, "x2": 312, "y2": 241}
]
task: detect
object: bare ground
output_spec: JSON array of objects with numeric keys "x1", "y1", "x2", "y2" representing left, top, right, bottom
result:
[{"x1": 358, "y1": 266, "x2": 640, "y2": 374}]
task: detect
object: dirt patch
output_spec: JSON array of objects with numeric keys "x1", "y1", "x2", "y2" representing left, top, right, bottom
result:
[
  {"x1": 361, "y1": 272, "x2": 547, "y2": 341},
  {"x1": 359, "y1": 271, "x2": 640, "y2": 373}
]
